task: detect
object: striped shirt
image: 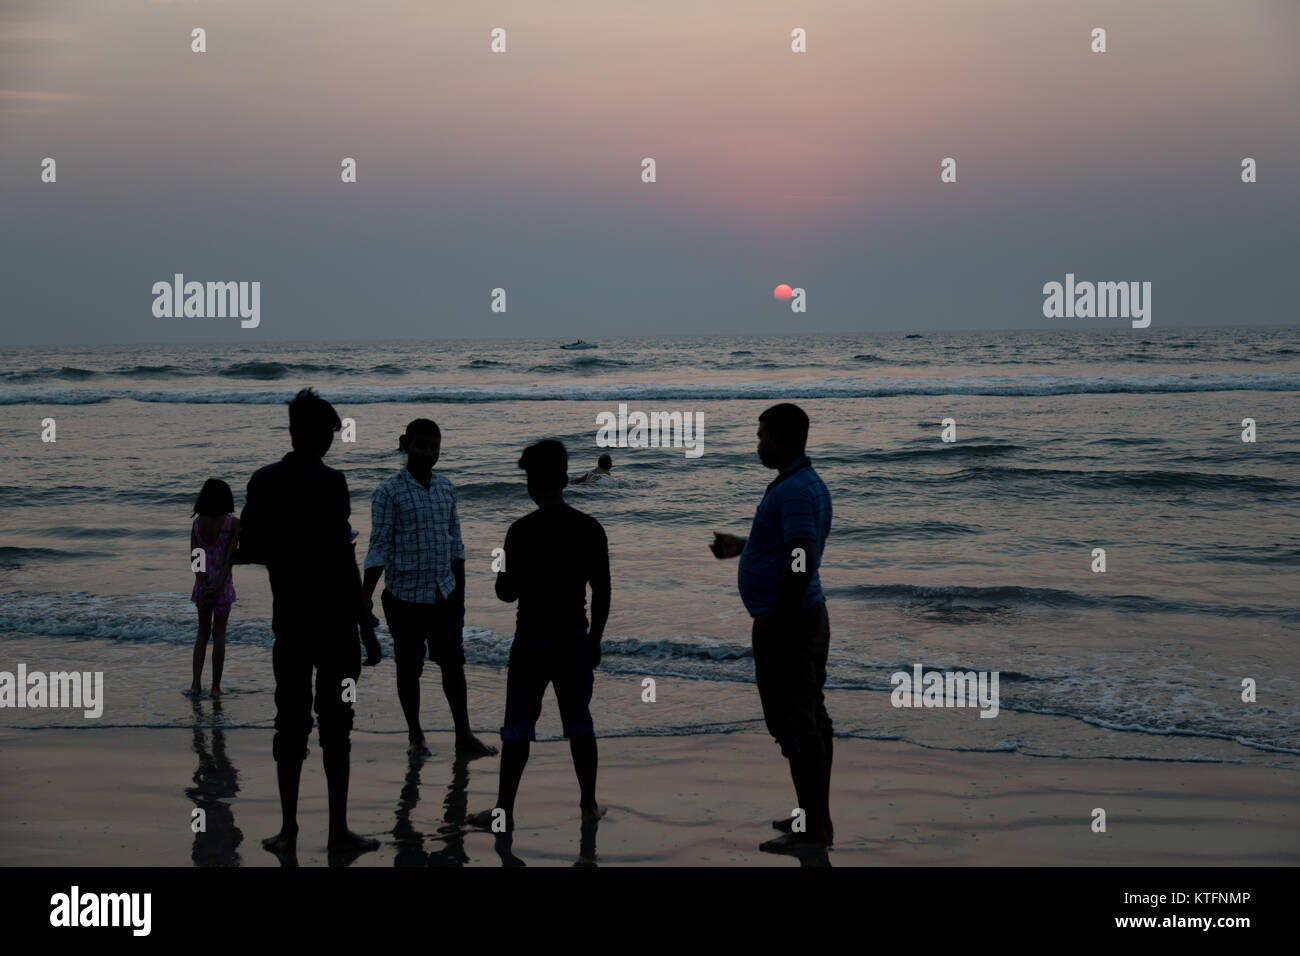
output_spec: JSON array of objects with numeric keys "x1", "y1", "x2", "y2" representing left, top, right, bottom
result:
[
  {"x1": 364, "y1": 467, "x2": 465, "y2": 604},
  {"x1": 737, "y1": 456, "x2": 832, "y2": 616}
]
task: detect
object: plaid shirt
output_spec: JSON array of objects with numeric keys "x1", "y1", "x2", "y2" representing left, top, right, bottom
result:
[{"x1": 364, "y1": 467, "x2": 465, "y2": 604}]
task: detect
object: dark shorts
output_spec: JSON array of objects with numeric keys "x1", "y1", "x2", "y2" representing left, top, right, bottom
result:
[
  {"x1": 501, "y1": 629, "x2": 595, "y2": 743},
  {"x1": 381, "y1": 588, "x2": 465, "y2": 668},
  {"x1": 751, "y1": 602, "x2": 832, "y2": 758},
  {"x1": 271, "y1": 625, "x2": 361, "y2": 762}
]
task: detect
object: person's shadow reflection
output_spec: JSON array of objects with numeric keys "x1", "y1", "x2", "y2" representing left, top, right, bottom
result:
[
  {"x1": 186, "y1": 699, "x2": 244, "y2": 867},
  {"x1": 489, "y1": 813, "x2": 600, "y2": 867},
  {"x1": 393, "y1": 750, "x2": 605, "y2": 867},
  {"x1": 392, "y1": 753, "x2": 472, "y2": 867}
]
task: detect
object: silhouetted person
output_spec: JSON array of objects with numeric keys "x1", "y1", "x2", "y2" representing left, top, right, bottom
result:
[
  {"x1": 571, "y1": 453, "x2": 613, "y2": 484},
  {"x1": 188, "y1": 478, "x2": 239, "y2": 697},
  {"x1": 363, "y1": 418, "x2": 496, "y2": 758},
  {"x1": 468, "y1": 440, "x2": 610, "y2": 831},
  {"x1": 237, "y1": 387, "x2": 382, "y2": 857},
  {"x1": 710, "y1": 403, "x2": 833, "y2": 852}
]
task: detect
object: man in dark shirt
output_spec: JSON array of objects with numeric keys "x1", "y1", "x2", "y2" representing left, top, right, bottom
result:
[
  {"x1": 468, "y1": 439, "x2": 611, "y2": 832},
  {"x1": 237, "y1": 388, "x2": 382, "y2": 858},
  {"x1": 711, "y1": 403, "x2": 833, "y2": 852}
]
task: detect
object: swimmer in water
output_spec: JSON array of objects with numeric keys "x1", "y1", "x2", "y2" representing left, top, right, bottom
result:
[{"x1": 571, "y1": 454, "x2": 613, "y2": 485}]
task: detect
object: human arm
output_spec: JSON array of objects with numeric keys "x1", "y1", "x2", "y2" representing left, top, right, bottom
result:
[
  {"x1": 191, "y1": 525, "x2": 205, "y2": 587},
  {"x1": 450, "y1": 558, "x2": 465, "y2": 630},
  {"x1": 361, "y1": 483, "x2": 394, "y2": 609},
  {"x1": 362, "y1": 566, "x2": 383, "y2": 608},
  {"x1": 494, "y1": 525, "x2": 518, "y2": 603},
  {"x1": 768, "y1": 537, "x2": 817, "y2": 619},
  {"x1": 709, "y1": 531, "x2": 746, "y2": 559},
  {"x1": 767, "y1": 485, "x2": 820, "y2": 619},
  {"x1": 233, "y1": 473, "x2": 266, "y2": 566},
  {"x1": 588, "y1": 523, "x2": 611, "y2": 666},
  {"x1": 191, "y1": 524, "x2": 215, "y2": 608},
  {"x1": 333, "y1": 473, "x2": 378, "y2": 663},
  {"x1": 207, "y1": 517, "x2": 240, "y2": 594},
  {"x1": 448, "y1": 490, "x2": 466, "y2": 628},
  {"x1": 353, "y1": 542, "x2": 382, "y2": 665}
]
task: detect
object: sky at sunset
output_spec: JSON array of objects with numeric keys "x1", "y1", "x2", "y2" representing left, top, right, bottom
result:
[{"x1": 2, "y1": 0, "x2": 1298, "y2": 344}]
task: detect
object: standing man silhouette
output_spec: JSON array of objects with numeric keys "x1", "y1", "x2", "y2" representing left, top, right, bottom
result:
[
  {"x1": 238, "y1": 388, "x2": 382, "y2": 858},
  {"x1": 468, "y1": 440, "x2": 610, "y2": 831},
  {"x1": 711, "y1": 403, "x2": 834, "y2": 852},
  {"x1": 363, "y1": 418, "x2": 497, "y2": 758}
]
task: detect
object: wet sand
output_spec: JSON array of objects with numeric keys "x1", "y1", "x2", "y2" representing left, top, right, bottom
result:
[{"x1": 1, "y1": 726, "x2": 1296, "y2": 866}]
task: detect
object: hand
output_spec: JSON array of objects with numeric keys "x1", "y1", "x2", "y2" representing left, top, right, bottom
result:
[
  {"x1": 360, "y1": 620, "x2": 382, "y2": 667},
  {"x1": 710, "y1": 531, "x2": 745, "y2": 559}
]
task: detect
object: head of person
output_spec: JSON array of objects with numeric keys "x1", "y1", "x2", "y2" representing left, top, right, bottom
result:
[
  {"x1": 597, "y1": 454, "x2": 612, "y2": 471},
  {"x1": 756, "y1": 402, "x2": 809, "y2": 469},
  {"x1": 287, "y1": 387, "x2": 342, "y2": 458},
  {"x1": 398, "y1": 418, "x2": 441, "y2": 471},
  {"x1": 518, "y1": 439, "x2": 568, "y2": 504},
  {"x1": 193, "y1": 478, "x2": 234, "y2": 517}
]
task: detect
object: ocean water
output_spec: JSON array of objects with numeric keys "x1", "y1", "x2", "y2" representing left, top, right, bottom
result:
[{"x1": 1, "y1": 328, "x2": 1298, "y2": 768}]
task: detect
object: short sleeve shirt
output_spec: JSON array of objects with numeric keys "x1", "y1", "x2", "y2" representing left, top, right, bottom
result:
[
  {"x1": 737, "y1": 457, "x2": 832, "y2": 616},
  {"x1": 364, "y1": 468, "x2": 465, "y2": 604}
]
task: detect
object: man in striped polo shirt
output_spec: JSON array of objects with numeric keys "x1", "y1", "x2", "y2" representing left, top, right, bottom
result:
[{"x1": 711, "y1": 403, "x2": 834, "y2": 852}]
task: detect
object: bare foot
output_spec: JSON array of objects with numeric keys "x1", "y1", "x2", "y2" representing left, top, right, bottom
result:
[
  {"x1": 456, "y1": 734, "x2": 498, "y2": 757},
  {"x1": 187, "y1": 684, "x2": 202, "y2": 697},
  {"x1": 327, "y1": 830, "x2": 380, "y2": 853},
  {"x1": 210, "y1": 685, "x2": 222, "y2": 698},
  {"x1": 467, "y1": 808, "x2": 513, "y2": 831},
  {"x1": 407, "y1": 739, "x2": 432, "y2": 758},
  {"x1": 772, "y1": 816, "x2": 834, "y2": 842},
  {"x1": 261, "y1": 827, "x2": 297, "y2": 853},
  {"x1": 759, "y1": 831, "x2": 830, "y2": 854},
  {"x1": 580, "y1": 802, "x2": 606, "y2": 822}
]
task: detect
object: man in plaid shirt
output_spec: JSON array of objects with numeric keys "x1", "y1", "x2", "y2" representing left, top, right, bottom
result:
[{"x1": 363, "y1": 418, "x2": 497, "y2": 758}]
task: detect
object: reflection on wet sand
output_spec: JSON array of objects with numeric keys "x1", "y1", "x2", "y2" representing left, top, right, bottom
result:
[
  {"x1": 186, "y1": 699, "x2": 244, "y2": 867},
  {"x1": 393, "y1": 753, "x2": 471, "y2": 867}
]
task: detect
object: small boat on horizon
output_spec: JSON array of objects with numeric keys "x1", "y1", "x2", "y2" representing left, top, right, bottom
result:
[{"x1": 560, "y1": 339, "x2": 597, "y2": 350}]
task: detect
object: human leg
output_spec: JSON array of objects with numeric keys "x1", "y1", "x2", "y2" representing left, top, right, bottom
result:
[
  {"x1": 468, "y1": 635, "x2": 545, "y2": 830},
  {"x1": 754, "y1": 607, "x2": 831, "y2": 848},
  {"x1": 191, "y1": 606, "x2": 212, "y2": 694},
  {"x1": 264, "y1": 635, "x2": 312, "y2": 852},
  {"x1": 316, "y1": 629, "x2": 377, "y2": 853},
  {"x1": 382, "y1": 590, "x2": 430, "y2": 750},
  {"x1": 211, "y1": 610, "x2": 229, "y2": 696},
  {"x1": 428, "y1": 599, "x2": 495, "y2": 755},
  {"x1": 554, "y1": 639, "x2": 600, "y2": 820}
]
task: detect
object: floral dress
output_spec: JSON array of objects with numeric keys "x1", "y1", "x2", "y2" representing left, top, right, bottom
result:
[{"x1": 191, "y1": 514, "x2": 237, "y2": 614}]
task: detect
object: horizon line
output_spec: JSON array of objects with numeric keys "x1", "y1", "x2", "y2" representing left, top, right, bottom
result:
[{"x1": 3, "y1": 322, "x2": 1297, "y2": 350}]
